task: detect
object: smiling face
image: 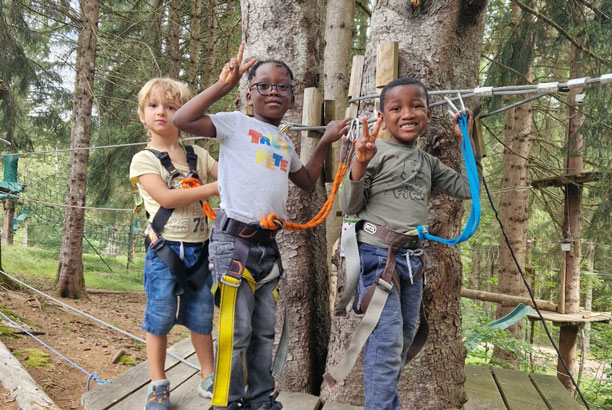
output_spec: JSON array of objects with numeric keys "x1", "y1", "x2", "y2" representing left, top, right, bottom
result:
[
  {"x1": 139, "y1": 86, "x2": 180, "y2": 140},
  {"x1": 379, "y1": 83, "x2": 432, "y2": 146},
  {"x1": 246, "y1": 62, "x2": 294, "y2": 126}
]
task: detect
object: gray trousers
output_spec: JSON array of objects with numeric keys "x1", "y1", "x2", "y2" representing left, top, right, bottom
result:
[{"x1": 209, "y1": 227, "x2": 280, "y2": 409}]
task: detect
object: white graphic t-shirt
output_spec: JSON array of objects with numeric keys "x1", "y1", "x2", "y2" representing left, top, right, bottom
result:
[{"x1": 209, "y1": 111, "x2": 303, "y2": 223}]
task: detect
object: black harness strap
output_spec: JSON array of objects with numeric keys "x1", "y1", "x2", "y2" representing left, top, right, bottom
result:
[{"x1": 144, "y1": 145, "x2": 209, "y2": 296}]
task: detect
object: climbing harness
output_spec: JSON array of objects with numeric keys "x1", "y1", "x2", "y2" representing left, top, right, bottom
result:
[
  {"x1": 202, "y1": 119, "x2": 360, "y2": 232},
  {"x1": 416, "y1": 94, "x2": 481, "y2": 245},
  {"x1": 134, "y1": 144, "x2": 211, "y2": 296},
  {"x1": 210, "y1": 213, "x2": 289, "y2": 407},
  {"x1": 325, "y1": 220, "x2": 429, "y2": 386}
]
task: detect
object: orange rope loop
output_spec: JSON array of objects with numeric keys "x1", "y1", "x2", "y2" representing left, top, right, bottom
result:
[{"x1": 182, "y1": 177, "x2": 217, "y2": 220}]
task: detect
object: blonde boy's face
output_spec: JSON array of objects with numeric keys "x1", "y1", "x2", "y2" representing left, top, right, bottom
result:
[{"x1": 139, "y1": 87, "x2": 181, "y2": 139}]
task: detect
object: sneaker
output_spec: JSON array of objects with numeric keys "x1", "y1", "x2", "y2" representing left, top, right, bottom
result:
[
  {"x1": 144, "y1": 380, "x2": 170, "y2": 410},
  {"x1": 199, "y1": 372, "x2": 214, "y2": 398}
]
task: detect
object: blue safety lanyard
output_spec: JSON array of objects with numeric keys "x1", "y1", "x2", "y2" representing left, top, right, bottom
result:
[{"x1": 416, "y1": 113, "x2": 481, "y2": 245}]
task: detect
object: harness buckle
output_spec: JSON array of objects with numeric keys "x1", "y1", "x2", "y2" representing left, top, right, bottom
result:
[
  {"x1": 220, "y1": 274, "x2": 241, "y2": 288},
  {"x1": 149, "y1": 235, "x2": 166, "y2": 252},
  {"x1": 375, "y1": 277, "x2": 394, "y2": 293}
]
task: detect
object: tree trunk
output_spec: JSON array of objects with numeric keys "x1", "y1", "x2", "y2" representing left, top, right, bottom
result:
[
  {"x1": 55, "y1": 0, "x2": 99, "y2": 299},
  {"x1": 201, "y1": 0, "x2": 219, "y2": 89},
  {"x1": 493, "y1": 98, "x2": 533, "y2": 366},
  {"x1": 323, "y1": 0, "x2": 355, "y2": 277},
  {"x1": 2, "y1": 199, "x2": 15, "y2": 245},
  {"x1": 187, "y1": 0, "x2": 202, "y2": 90},
  {"x1": 583, "y1": 242, "x2": 594, "y2": 352},
  {"x1": 558, "y1": 50, "x2": 584, "y2": 391},
  {"x1": 240, "y1": 0, "x2": 328, "y2": 394},
  {"x1": 322, "y1": 1, "x2": 488, "y2": 408},
  {"x1": 167, "y1": 0, "x2": 181, "y2": 79}
]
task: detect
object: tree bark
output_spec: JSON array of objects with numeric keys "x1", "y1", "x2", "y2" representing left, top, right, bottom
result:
[
  {"x1": 493, "y1": 97, "x2": 533, "y2": 366},
  {"x1": 323, "y1": 0, "x2": 355, "y2": 277},
  {"x1": 55, "y1": 0, "x2": 99, "y2": 299},
  {"x1": 187, "y1": 0, "x2": 203, "y2": 90},
  {"x1": 582, "y1": 242, "x2": 594, "y2": 352},
  {"x1": 2, "y1": 199, "x2": 15, "y2": 245},
  {"x1": 240, "y1": 0, "x2": 328, "y2": 394},
  {"x1": 558, "y1": 48, "x2": 584, "y2": 391},
  {"x1": 167, "y1": 0, "x2": 181, "y2": 79},
  {"x1": 322, "y1": 1, "x2": 488, "y2": 408}
]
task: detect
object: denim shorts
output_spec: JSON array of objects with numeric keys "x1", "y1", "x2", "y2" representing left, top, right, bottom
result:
[{"x1": 142, "y1": 242, "x2": 214, "y2": 336}]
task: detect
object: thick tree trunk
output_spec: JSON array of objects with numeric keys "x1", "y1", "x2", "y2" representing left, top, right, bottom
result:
[
  {"x1": 240, "y1": 0, "x2": 328, "y2": 393},
  {"x1": 583, "y1": 242, "x2": 594, "y2": 352},
  {"x1": 167, "y1": 0, "x2": 181, "y2": 79},
  {"x1": 558, "y1": 56, "x2": 584, "y2": 391},
  {"x1": 323, "y1": 0, "x2": 355, "y2": 277},
  {"x1": 322, "y1": 1, "x2": 488, "y2": 408},
  {"x1": 493, "y1": 98, "x2": 533, "y2": 366},
  {"x1": 55, "y1": 0, "x2": 99, "y2": 299}
]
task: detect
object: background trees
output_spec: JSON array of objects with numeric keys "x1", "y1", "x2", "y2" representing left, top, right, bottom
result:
[{"x1": 1, "y1": 0, "x2": 612, "y2": 406}]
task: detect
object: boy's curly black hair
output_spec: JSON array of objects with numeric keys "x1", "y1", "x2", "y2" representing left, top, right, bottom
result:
[
  {"x1": 248, "y1": 60, "x2": 294, "y2": 82},
  {"x1": 379, "y1": 77, "x2": 429, "y2": 112}
]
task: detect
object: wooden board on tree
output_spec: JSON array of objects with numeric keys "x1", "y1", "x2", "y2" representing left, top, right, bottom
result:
[
  {"x1": 529, "y1": 373, "x2": 581, "y2": 410},
  {"x1": 463, "y1": 364, "x2": 506, "y2": 410},
  {"x1": 492, "y1": 367, "x2": 548, "y2": 410}
]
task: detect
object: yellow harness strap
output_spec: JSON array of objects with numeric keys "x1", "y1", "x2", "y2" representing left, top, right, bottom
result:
[{"x1": 211, "y1": 269, "x2": 255, "y2": 407}]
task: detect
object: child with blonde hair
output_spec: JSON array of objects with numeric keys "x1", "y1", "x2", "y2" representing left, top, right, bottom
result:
[{"x1": 130, "y1": 78, "x2": 218, "y2": 410}]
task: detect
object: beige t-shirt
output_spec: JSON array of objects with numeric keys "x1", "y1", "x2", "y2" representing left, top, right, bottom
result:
[{"x1": 130, "y1": 145, "x2": 215, "y2": 242}]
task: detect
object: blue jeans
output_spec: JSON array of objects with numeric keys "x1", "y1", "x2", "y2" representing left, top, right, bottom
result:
[
  {"x1": 359, "y1": 243, "x2": 424, "y2": 410},
  {"x1": 142, "y1": 242, "x2": 214, "y2": 336},
  {"x1": 209, "y1": 227, "x2": 281, "y2": 409}
]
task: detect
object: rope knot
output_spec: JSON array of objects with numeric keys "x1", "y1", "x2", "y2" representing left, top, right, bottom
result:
[
  {"x1": 260, "y1": 214, "x2": 284, "y2": 230},
  {"x1": 181, "y1": 177, "x2": 200, "y2": 189}
]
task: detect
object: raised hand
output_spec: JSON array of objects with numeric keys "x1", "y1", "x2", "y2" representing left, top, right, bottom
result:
[
  {"x1": 452, "y1": 107, "x2": 474, "y2": 145},
  {"x1": 321, "y1": 117, "x2": 352, "y2": 145},
  {"x1": 354, "y1": 117, "x2": 382, "y2": 164},
  {"x1": 218, "y1": 45, "x2": 257, "y2": 88}
]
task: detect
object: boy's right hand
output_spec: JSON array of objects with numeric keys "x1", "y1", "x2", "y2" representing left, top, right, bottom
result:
[
  {"x1": 354, "y1": 117, "x2": 382, "y2": 164},
  {"x1": 219, "y1": 45, "x2": 257, "y2": 90}
]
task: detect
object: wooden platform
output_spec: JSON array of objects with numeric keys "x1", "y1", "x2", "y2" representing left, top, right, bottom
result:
[
  {"x1": 82, "y1": 339, "x2": 582, "y2": 410},
  {"x1": 527, "y1": 309, "x2": 612, "y2": 326}
]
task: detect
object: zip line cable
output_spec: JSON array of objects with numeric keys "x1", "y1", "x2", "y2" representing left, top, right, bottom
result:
[
  {"x1": 3, "y1": 73, "x2": 610, "y2": 157},
  {"x1": 0, "y1": 269, "x2": 201, "y2": 372},
  {"x1": 482, "y1": 177, "x2": 591, "y2": 410}
]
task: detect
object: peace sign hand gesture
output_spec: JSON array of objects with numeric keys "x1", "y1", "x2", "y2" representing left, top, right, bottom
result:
[
  {"x1": 219, "y1": 45, "x2": 257, "y2": 89},
  {"x1": 354, "y1": 117, "x2": 382, "y2": 164},
  {"x1": 350, "y1": 117, "x2": 382, "y2": 182}
]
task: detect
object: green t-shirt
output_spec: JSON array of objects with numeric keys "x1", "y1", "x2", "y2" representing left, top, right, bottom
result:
[{"x1": 339, "y1": 139, "x2": 483, "y2": 248}]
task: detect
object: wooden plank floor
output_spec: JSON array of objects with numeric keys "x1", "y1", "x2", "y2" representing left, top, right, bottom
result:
[{"x1": 81, "y1": 339, "x2": 581, "y2": 410}]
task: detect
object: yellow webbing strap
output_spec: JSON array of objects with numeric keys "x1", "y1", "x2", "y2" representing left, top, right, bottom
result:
[{"x1": 211, "y1": 268, "x2": 255, "y2": 407}]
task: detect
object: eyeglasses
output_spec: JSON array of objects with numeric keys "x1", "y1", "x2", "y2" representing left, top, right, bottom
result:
[{"x1": 249, "y1": 82, "x2": 294, "y2": 97}]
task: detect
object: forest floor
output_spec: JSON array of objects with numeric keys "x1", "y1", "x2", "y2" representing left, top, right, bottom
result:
[
  {"x1": 1, "y1": 277, "x2": 607, "y2": 410},
  {"x1": 0, "y1": 280, "x2": 189, "y2": 410}
]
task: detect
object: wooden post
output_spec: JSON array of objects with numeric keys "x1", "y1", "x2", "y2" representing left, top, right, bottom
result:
[
  {"x1": 324, "y1": 99, "x2": 337, "y2": 183},
  {"x1": 347, "y1": 55, "x2": 365, "y2": 119},
  {"x1": 300, "y1": 87, "x2": 323, "y2": 164},
  {"x1": 375, "y1": 41, "x2": 399, "y2": 140}
]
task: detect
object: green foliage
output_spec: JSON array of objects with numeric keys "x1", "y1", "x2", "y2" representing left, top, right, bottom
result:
[
  {"x1": 2, "y1": 244, "x2": 144, "y2": 292},
  {"x1": 22, "y1": 348, "x2": 52, "y2": 369}
]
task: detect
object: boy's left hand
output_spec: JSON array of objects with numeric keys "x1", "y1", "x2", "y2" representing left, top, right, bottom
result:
[
  {"x1": 452, "y1": 108, "x2": 474, "y2": 145},
  {"x1": 321, "y1": 117, "x2": 352, "y2": 144}
]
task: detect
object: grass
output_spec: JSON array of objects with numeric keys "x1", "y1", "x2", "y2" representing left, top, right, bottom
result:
[
  {"x1": 22, "y1": 348, "x2": 52, "y2": 369},
  {"x1": 1, "y1": 243, "x2": 145, "y2": 292}
]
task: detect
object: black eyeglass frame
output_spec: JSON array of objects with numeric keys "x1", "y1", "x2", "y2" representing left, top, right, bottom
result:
[{"x1": 249, "y1": 82, "x2": 295, "y2": 97}]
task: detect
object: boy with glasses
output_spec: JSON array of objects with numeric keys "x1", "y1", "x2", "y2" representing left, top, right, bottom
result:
[{"x1": 173, "y1": 46, "x2": 351, "y2": 410}]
